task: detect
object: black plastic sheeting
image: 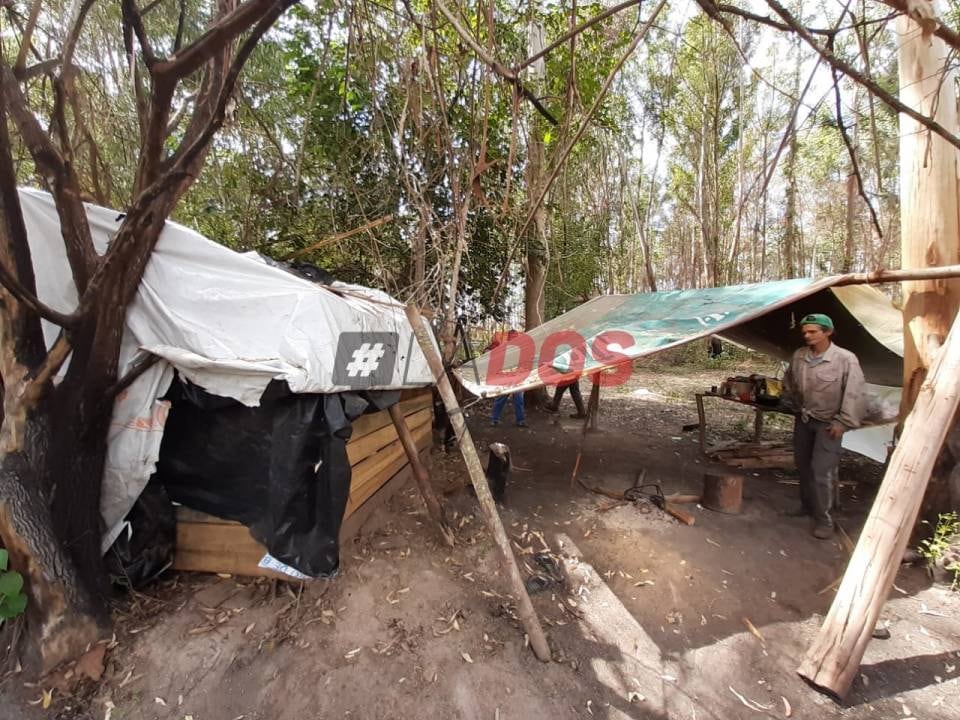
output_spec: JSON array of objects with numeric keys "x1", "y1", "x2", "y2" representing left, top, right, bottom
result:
[
  {"x1": 154, "y1": 377, "x2": 399, "y2": 578},
  {"x1": 105, "y1": 481, "x2": 176, "y2": 589}
]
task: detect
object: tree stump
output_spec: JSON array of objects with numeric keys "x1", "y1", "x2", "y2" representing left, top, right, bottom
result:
[{"x1": 702, "y1": 472, "x2": 743, "y2": 514}]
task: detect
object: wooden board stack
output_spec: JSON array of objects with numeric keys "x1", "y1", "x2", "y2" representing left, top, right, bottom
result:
[
  {"x1": 173, "y1": 388, "x2": 433, "y2": 578},
  {"x1": 706, "y1": 440, "x2": 795, "y2": 469}
]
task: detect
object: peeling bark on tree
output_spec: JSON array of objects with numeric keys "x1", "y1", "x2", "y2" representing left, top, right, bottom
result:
[{"x1": 896, "y1": 12, "x2": 960, "y2": 518}]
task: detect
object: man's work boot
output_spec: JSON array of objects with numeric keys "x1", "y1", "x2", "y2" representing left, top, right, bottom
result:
[{"x1": 813, "y1": 523, "x2": 834, "y2": 540}]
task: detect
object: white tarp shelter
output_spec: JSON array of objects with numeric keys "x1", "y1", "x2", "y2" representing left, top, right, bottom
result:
[{"x1": 19, "y1": 189, "x2": 433, "y2": 550}]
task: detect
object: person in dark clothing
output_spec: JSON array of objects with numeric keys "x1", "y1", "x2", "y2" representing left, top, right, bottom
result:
[
  {"x1": 707, "y1": 335, "x2": 723, "y2": 358},
  {"x1": 544, "y1": 378, "x2": 587, "y2": 418}
]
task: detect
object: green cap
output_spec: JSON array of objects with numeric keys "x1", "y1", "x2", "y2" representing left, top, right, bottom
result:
[{"x1": 800, "y1": 313, "x2": 834, "y2": 330}]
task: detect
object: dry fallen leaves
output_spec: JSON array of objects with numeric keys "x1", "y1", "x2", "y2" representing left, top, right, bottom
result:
[{"x1": 461, "y1": 652, "x2": 474, "y2": 664}]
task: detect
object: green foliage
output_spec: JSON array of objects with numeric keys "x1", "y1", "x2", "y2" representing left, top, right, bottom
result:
[
  {"x1": 6, "y1": 0, "x2": 908, "y2": 326},
  {"x1": 919, "y1": 512, "x2": 960, "y2": 590},
  {"x1": 0, "y1": 549, "x2": 28, "y2": 622}
]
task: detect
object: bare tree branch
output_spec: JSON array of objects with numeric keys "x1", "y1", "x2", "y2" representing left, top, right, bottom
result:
[
  {"x1": 165, "y1": 91, "x2": 197, "y2": 136},
  {"x1": 712, "y1": 2, "x2": 895, "y2": 36},
  {"x1": 174, "y1": 0, "x2": 188, "y2": 52},
  {"x1": 167, "y1": 0, "x2": 297, "y2": 184},
  {"x1": 13, "y1": 0, "x2": 43, "y2": 75},
  {"x1": 493, "y1": 0, "x2": 669, "y2": 305},
  {"x1": 104, "y1": 352, "x2": 159, "y2": 401},
  {"x1": 121, "y1": 0, "x2": 158, "y2": 69},
  {"x1": 762, "y1": 0, "x2": 960, "y2": 153},
  {"x1": 76, "y1": 0, "x2": 300, "y2": 322},
  {"x1": 135, "y1": 0, "x2": 287, "y2": 192},
  {"x1": 26, "y1": 332, "x2": 71, "y2": 395},
  {"x1": 516, "y1": 0, "x2": 643, "y2": 71},
  {"x1": 0, "y1": 75, "x2": 73, "y2": 376},
  {"x1": 0, "y1": 64, "x2": 98, "y2": 292},
  {"x1": 433, "y1": 0, "x2": 558, "y2": 126},
  {"x1": 284, "y1": 214, "x2": 396, "y2": 260},
  {"x1": 62, "y1": 0, "x2": 98, "y2": 73},
  {"x1": 829, "y1": 54, "x2": 884, "y2": 242},
  {"x1": 0, "y1": 260, "x2": 77, "y2": 328},
  {"x1": 19, "y1": 58, "x2": 61, "y2": 80},
  {"x1": 157, "y1": 0, "x2": 284, "y2": 80}
]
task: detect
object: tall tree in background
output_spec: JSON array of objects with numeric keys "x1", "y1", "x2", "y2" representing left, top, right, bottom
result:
[
  {"x1": 781, "y1": 31, "x2": 802, "y2": 278},
  {"x1": 523, "y1": 18, "x2": 549, "y2": 334},
  {"x1": 0, "y1": 0, "x2": 297, "y2": 669}
]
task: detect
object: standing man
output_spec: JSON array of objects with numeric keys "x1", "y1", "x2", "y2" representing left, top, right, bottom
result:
[{"x1": 783, "y1": 313, "x2": 865, "y2": 539}]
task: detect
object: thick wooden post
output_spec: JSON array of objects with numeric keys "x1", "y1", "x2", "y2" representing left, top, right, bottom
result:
[
  {"x1": 895, "y1": 8, "x2": 960, "y2": 516},
  {"x1": 587, "y1": 379, "x2": 600, "y2": 431},
  {"x1": 405, "y1": 304, "x2": 551, "y2": 662},
  {"x1": 896, "y1": 9, "x2": 960, "y2": 396},
  {"x1": 388, "y1": 403, "x2": 455, "y2": 547},
  {"x1": 797, "y1": 310, "x2": 960, "y2": 698}
]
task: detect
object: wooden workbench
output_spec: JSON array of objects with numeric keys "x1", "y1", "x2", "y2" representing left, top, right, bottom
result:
[{"x1": 694, "y1": 392, "x2": 795, "y2": 454}]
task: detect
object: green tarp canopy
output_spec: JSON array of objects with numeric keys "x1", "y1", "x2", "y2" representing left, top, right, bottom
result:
[{"x1": 455, "y1": 277, "x2": 903, "y2": 398}]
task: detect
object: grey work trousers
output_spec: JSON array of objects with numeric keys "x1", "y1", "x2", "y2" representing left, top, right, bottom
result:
[{"x1": 793, "y1": 417, "x2": 843, "y2": 526}]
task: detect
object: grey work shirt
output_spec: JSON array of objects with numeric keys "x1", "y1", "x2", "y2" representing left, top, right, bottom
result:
[{"x1": 783, "y1": 342, "x2": 866, "y2": 428}]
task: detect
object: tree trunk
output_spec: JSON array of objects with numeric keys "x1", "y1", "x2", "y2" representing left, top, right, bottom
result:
[
  {"x1": 0, "y1": 0, "x2": 298, "y2": 673},
  {"x1": 843, "y1": 172, "x2": 856, "y2": 273},
  {"x1": 782, "y1": 130, "x2": 799, "y2": 278},
  {"x1": 842, "y1": 88, "x2": 859, "y2": 274},
  {"x1": 782, "y1": 38, "x2": 801, "y2": 279},
  {"x1": 896, "y1": 12, "x2": 960, "y2": 517},
  {"x1": 0, "y1": 95, "x2": 107, "y2": 671},
  {"x1": 522, "y1": 19, "x2": 549, "y2": 406},
  {"x1": 523, "y1": 20, "x2": 548, "y2": 334},
  {"x1": 696, "y1": 103, "x2": 709, "y2": 288},
  {"x1": 0, "y1": 413, "x2": 108, "y2": 672}
]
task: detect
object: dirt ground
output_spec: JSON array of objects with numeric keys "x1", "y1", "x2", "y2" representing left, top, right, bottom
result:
[{"x1": 3, "y1": 359, "x2": 959, "y2": 720}]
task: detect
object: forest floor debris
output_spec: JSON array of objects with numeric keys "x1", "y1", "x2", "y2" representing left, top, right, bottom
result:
[{"x1": 2, "y1": 361, "x2": 959, "y2": 719}]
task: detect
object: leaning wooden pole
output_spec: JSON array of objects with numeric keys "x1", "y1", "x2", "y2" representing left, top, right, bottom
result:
[
  {"x1": 388, "y1": 404, "x2": 455, "y2": 547},
  {"x1": 797, "y1": 309, "x2": 960, "y2": 698},
  {"x1": 831, "y1": 263, "x2": 960, "y2": 287},
  {"x1": 405, "y1": 304, "x2": 552, "y2": 662}
]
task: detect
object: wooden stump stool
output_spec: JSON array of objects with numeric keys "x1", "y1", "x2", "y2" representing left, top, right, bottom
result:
[{"x1": 702, "y1": 472, "x2": 743, "y2": 514}]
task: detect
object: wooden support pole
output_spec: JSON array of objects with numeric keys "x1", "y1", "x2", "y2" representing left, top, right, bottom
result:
[
  {"x1": 388, "y1": 403, "x2": 455, "y2": 547},
  {"x1": 587, "y1": 379, "x2": 600, "y2": 431},
  {"x1": 570, "y1": 375, "x2": 600, "y2": 490},
  {"x1": 831, "y1": 264, "x2": 960, "y2": 287},
  {"x1": 797, "y1": 309, "x2": 960, "y2": 699},
  {"x1": 695, "y1": 394, "x2": 707, "y2": 453},
  {"x1": 405, "y1": 304, "x2": 552, "y2": 662}
]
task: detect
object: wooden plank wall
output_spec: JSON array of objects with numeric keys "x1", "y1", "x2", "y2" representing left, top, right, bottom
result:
[{"x1": 173, "y1": 389, "x2": 433, "y2": 578}]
